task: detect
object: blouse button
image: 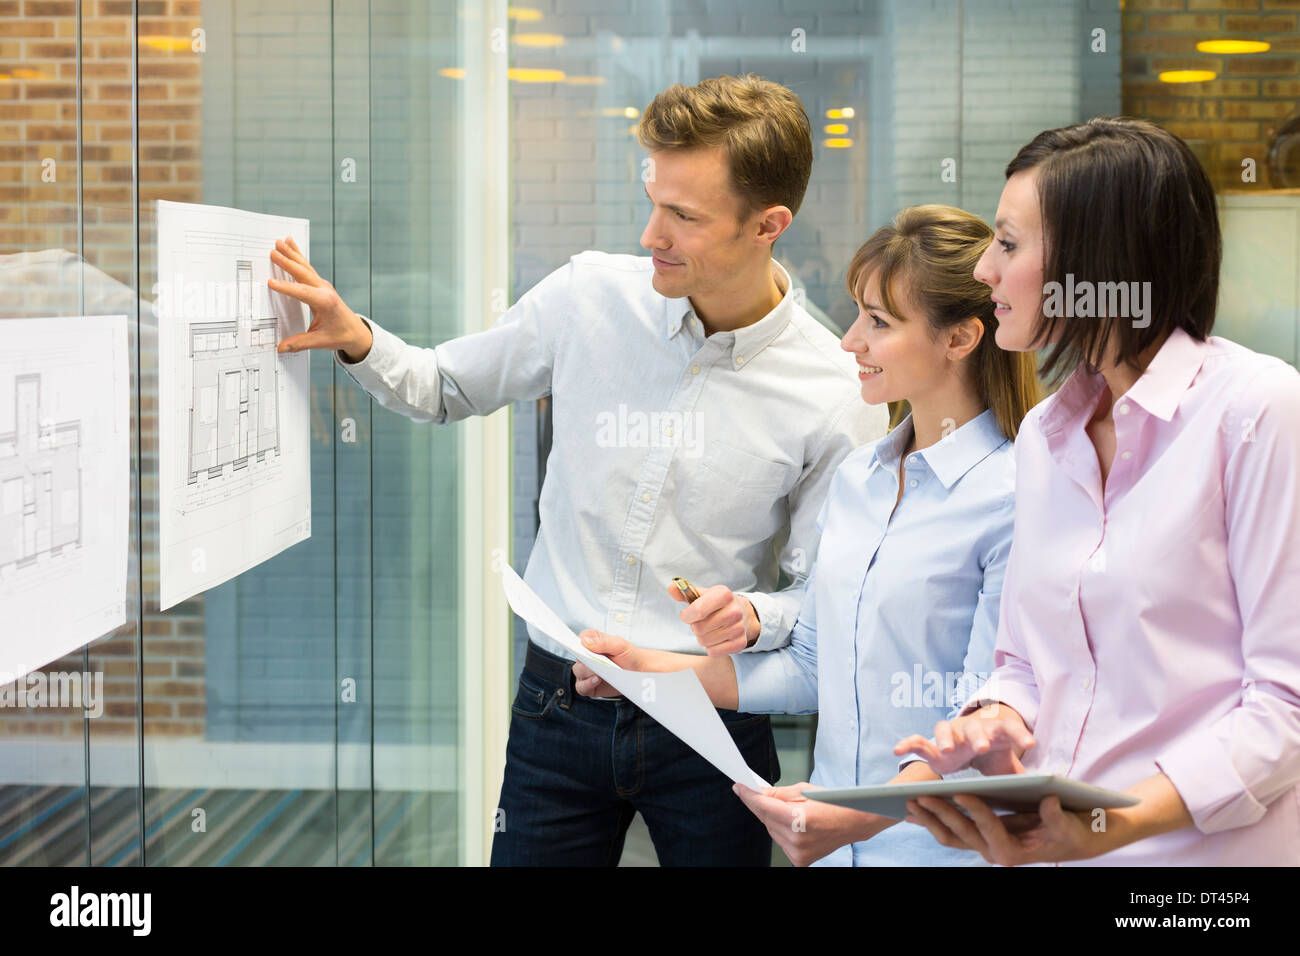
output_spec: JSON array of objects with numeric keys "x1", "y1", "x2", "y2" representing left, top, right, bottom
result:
[
  {"x1": 1118, "y1": 403, "x2": 1130, "y2": 415},
  {"x1": 1120, "y1": 450, "x2": 1132, "y2": 460},
  {"x1": 909, "y1": 480, "x2": 918, "y2": 488}
]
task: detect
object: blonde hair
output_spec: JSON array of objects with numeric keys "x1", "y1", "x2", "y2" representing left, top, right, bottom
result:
[
  {"x1": 638, "y1": 73, "x2": 813, "y2": 219},
  {"x1": 846, "y1": 205, "x2": 1042, "y2": 441}
]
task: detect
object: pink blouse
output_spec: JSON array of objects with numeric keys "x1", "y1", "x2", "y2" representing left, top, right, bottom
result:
[{"x1": 970, "y1": 327, "x2": 1300, "y2": 865}]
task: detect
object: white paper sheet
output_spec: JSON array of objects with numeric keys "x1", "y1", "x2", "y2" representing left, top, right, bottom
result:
[
  {"x1": 155, "y1": 200, "x2": 312, "y2": 611},
  {"x1": 0, "y1": 315, "x2": 130, "y2": 682},
  {"x1": 499, "y1": 563, "x2": 770, "y2": 790}
]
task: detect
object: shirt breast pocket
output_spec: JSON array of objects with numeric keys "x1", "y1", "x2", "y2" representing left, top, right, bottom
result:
[{"x1": 680, "y1": 439, "x2": 791, "y2": 539}]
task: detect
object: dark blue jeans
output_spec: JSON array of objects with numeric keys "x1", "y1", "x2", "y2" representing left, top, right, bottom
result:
[{"x1": 490, "y1": 641, "x2": 780, "y2": 866}]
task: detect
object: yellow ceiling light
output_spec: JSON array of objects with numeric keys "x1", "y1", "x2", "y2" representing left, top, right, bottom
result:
[
  {"x1": 827, "y1": 107, "x2": 855, "y2": 119},
  {"x1": 438, "y1": 67, "x2": 466, "y2": 79},
  {"x1": 824, "y1": 138, "x2": 854, "y2": 148},
  {"x1": 564, "y1": 75, "x2": 607, "y2": 85},
  {"x1": 508, "y1": 68, "x2": 566, "y2": 83},
  {"x1": 139, "y1": 35, "x2": 192, "y2": 52},
  {"x1": 824, "y1": 123, "x2": 849, "y2": 135},
  {"x1": 513, "y1": 33, "x2": 564, "y2": 47},
  {"x1": 1196, "y1": 39, "x2": 1270, "y2": 54},
  {"x1": 1159, "y1": 70, "x2": 1217, "y2": 83},
  {"x1": 507, "y1": 7, "x2": 543, "y2": 21}
]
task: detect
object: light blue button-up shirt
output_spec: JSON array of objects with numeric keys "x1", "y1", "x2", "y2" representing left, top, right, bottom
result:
[
  {"x1": 733, "y1": 408, "x2": 1015, "y2": 866},
  {"x1": 334, "y1": 251, "x2": 887, "y2": 656}
]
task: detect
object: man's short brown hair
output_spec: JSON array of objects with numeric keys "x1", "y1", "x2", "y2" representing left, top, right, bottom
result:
[{"x1": 638, "y1": 73, "x2": 814, "y2": 220}]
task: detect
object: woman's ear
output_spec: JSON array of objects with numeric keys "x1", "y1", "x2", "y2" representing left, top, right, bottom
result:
[{"x1": 947, "y1": 316, "x2": 985, "y2": 361}]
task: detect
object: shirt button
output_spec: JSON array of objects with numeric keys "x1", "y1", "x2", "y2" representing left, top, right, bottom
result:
[
  {"x1": 735, "y1": 355, "x2": 745, "y2": 365},
  {"x1": 1120, "y1": 450, "x2": 1132, "y2": 460},
  {"x1": 691, "y1": 364, "x2": 701, "y2": 375},
  {"x1": 908, "y1": 455, "x2": 918, "y2": 465},
  {"x1": 640, "y1": 492, "x2": 651, "y2": 503},
  {"x1": 625, "y1": 555, "x2": 637, "y2": 565},
  {"x1": 909, "y1": 479, "x2": 918, "y2": 488},
  {"x1": 616, "y1": 613, "x2": 624, "y2": 623},
  {"x1": 1118, "y1": 403, "x2": 1130, "y2": 415},
  {"x1": 1082, "y1": 676, "x2": 1092, "y2": 689},
  {"x1": 664, "y1": 425, "x2": 674, "y2": 437}
]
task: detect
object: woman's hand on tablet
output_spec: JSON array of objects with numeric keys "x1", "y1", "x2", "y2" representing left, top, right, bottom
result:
[
  {"x1": 902, "y1": 792, "x2": 1114, "y2": 865},
  {"x1": 892, "y1": 703, "x2": 1035, "y2": 776}
]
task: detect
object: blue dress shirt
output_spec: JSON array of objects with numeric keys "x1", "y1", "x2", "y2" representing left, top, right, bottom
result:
[{"x1": 732, "y1": 408, "x2": 1015, "y2": 866}]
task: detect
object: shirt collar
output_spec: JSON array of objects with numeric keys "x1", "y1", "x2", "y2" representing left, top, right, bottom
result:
[
  {"x1": 1121, "y1": 327, "x2": 1208, "y2": 421},
  {"x1": 665, "y1": 259, "x2": 796, "y2": 369},
  {"x1": 1039, "y1": 327, "x2": 1209, "y2": 438},
  {"x1": 869, "y1": 408, "x2": 1009, "y2": 491}
]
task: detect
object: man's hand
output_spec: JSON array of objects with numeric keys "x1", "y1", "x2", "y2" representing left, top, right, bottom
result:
[
  {"x1": 268, "y1": 236, "x2": 373, "y2": 362},
  {"x1": 668, "y1": 583, "x2": 759, "y2": 656},
  {"x1": 571, "y1": 630, "x2": 645, "y2": 698},
  {"x1": 893, "y1": 703, "x2": 1035, "y2": 776},
  {"x1": 733, "y1": 782, "x2": 886, "y2": 867}
]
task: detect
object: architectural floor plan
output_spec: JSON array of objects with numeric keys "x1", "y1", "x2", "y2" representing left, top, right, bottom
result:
[
  {"x1": 156, "y1": 201, "x2": 312, "y2": 612},
  {"x1": 0, "y1": 374, "x2": 81, "y2": 571},
  {"x1": 0, "y1": 315, "x2": 129, "y2": 683},
  {"x1": 187, "y1": 261, "x2": 282, "y2": 484}
]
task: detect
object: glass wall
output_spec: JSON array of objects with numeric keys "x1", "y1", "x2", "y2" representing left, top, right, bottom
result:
[
  {"x1": 3, "y1": 0, "x2": 1294, "y2": 867},
  {"x1": 1, "y1": 0, "x2": 508, "y2": 866}
]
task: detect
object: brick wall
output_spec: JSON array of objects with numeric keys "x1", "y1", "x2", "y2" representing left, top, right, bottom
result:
[{"x1": 1121, "y1": 0, "x2": 1300, "y2": 190}]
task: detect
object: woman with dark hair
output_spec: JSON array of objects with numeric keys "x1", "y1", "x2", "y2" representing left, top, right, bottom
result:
[
  {"x1": 896, "y1": 117, "x2": 1300, "y2": 865},
  {"x1": 572, "y1": 205, "x2": 1042, "y2": 865}
]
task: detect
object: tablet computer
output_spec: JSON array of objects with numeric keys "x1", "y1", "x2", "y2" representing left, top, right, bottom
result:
[{"x1": 803, "y1": 774, "x2": 1139, "y2": 820}]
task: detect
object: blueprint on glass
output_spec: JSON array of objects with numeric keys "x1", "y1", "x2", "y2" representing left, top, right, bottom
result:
[
  {"x1": 0, "y1": 315, "x2": 129, "y2": 681},
  {"x1": 156, "y1": 200, "x2": 311, "y2": 611}
]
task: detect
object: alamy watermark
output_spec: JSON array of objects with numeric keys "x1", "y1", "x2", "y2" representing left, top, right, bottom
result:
[
  {"x1": 890, "y1": 665, "x2": 989, "y2": 710},
  {"x1": 0, "y1": 670, "x2": 104, "y2": 718},
  {"x1": 595, "y1": 404, "x2": 704, "y2": 457},
  {"x1": 1043, "y1": 274, "x2": 1152, "y2": 329}
]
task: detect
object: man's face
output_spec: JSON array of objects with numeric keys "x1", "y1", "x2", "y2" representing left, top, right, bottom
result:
[{"x1": 638, "y1": 146, "x2": 765, "y2": 300}]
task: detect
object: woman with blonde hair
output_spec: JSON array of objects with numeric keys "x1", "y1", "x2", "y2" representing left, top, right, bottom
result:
[{"x1": 574, "y1": 204, "x2": 1041, "y2": 865}]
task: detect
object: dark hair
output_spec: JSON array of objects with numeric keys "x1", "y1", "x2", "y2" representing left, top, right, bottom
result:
[
  {"x1": 638, "y1": 73, "x2": 813, "y2": 219},
  {"x1": 1006, "y1": 116, "x2": 1221, "y2": 383},
  {"x1": 846, "y1": 205, "x2": 1041, "y2": 441}
]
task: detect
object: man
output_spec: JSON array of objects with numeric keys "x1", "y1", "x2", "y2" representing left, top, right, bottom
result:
[{"x1": 269, "y1": 73, "x2": 887, "y2": 865}]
